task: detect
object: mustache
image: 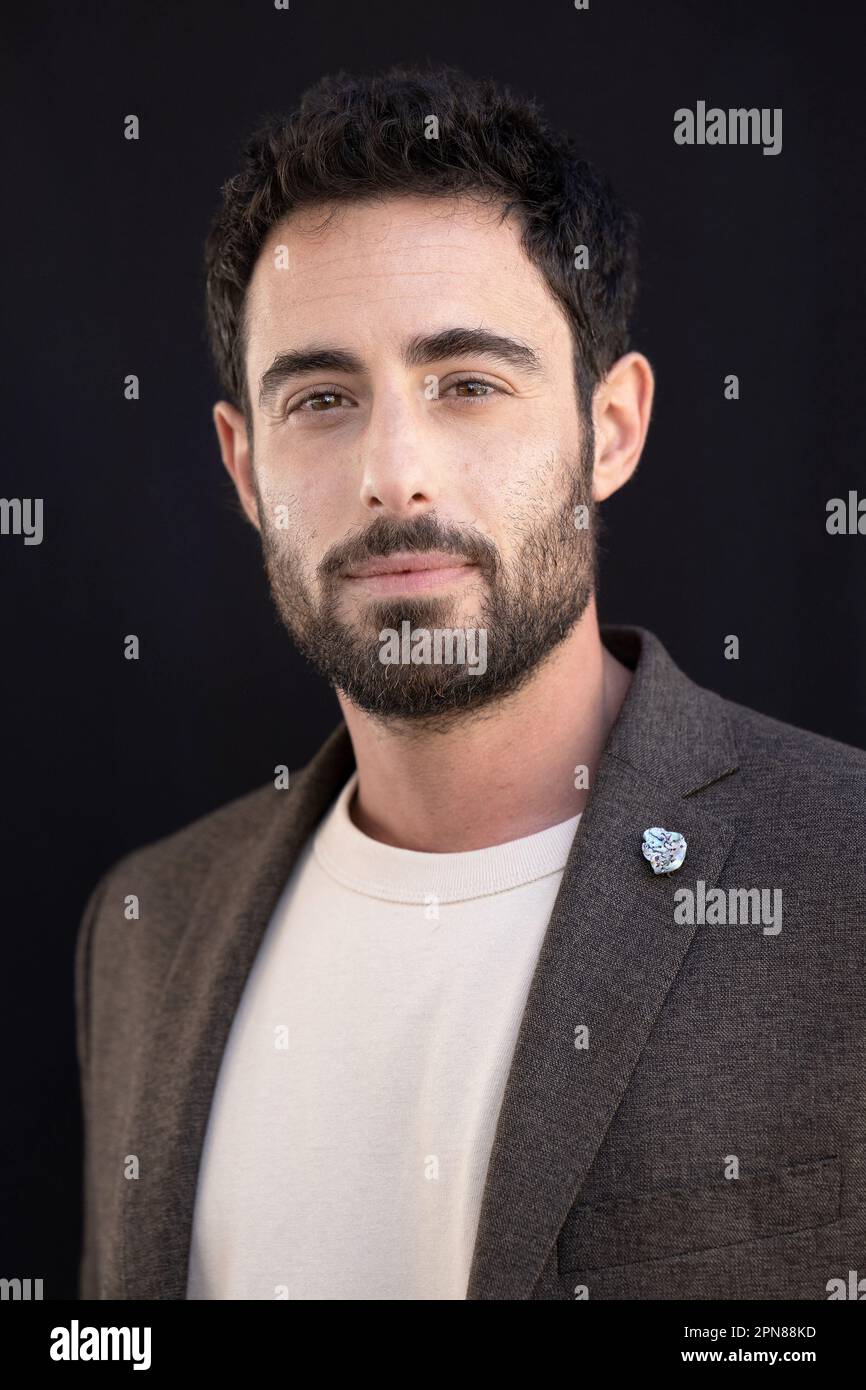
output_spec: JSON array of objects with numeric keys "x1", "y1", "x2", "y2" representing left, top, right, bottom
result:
[{"x1": 317, "y1": 513, "x2": 499, "y2": 580}]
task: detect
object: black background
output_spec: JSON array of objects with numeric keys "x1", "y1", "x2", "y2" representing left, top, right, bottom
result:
[{"x1": 2, "y1": 0, "x2": 864, "y2": 1298}]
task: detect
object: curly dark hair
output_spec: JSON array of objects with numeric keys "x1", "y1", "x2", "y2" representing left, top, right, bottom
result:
[{"x1": 204, "y1": 63, "x2": 640, "y2": 429}]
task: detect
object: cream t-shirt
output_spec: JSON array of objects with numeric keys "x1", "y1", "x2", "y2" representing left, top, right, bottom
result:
[{"x1": 186, "y1": 772, "x2": 581, "y2": 1300}]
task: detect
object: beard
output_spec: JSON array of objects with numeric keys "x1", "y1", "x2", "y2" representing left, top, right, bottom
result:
[{"x1": 254, "y1": 434, "x2": 599, "y2": 729}]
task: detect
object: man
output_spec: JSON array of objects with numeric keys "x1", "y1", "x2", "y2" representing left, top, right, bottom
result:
[{"x1": 75, "y1": 65, "x2": 866, "y2": 1301}]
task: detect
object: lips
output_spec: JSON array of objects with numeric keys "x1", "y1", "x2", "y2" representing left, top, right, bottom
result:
[{"x1": 343, "y1": 551, "x2": 472, "y2": 579}]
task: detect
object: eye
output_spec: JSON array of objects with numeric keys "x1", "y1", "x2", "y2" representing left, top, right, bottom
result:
[
  {"x1": 444, "y1": 376, "x2": 500, "y2": 403},
  {"x1": 285, "y1": 386, "x2": 355, "y2": 417}
]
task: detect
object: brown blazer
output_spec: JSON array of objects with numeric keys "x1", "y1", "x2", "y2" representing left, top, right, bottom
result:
[{"x1": 74, "y1": 626, "x2": 866, "y2": 1299}]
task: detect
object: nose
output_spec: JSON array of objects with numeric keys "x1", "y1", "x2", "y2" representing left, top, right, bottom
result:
[{"x1": 358, "y1": 390, "x2": 439, "y2": 518}]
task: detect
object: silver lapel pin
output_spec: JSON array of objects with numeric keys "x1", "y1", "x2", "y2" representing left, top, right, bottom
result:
[{"x1": 642, "y1": 826, "x2": 687, "y2": 875}]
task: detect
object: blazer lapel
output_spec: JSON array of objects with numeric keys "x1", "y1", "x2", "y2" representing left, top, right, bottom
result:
[
  {"x1": 466, "y1": 627, "x2": 740, "y2": 1299},
  {"x1": 120, "y1": 722, "x2": 356, "y2": 1299}
]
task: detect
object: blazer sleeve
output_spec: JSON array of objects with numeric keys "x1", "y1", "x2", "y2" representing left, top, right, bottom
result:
[{"x1": 74, "y1": 869, "x2": 112, "y2": 1300}]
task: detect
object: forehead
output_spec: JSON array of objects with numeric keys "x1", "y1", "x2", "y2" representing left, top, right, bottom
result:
[{"x1": 243, "y1": 194, "x2": 570, "y2": 369}]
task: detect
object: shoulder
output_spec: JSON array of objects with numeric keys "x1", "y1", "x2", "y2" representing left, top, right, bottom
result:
[
  {"x1": 76, "y1": 721, "x2": 354, "y2": 976},
  {"x1": 74, "y1": 778, "x2": 283, "y2": 1031},
  {"x1": 92, "y1": 777, "x2": 280, "y2": 911},
  {"x1": 717, "y1": 688, "x2": 866, "y2": 792},
  {"x1": 705, "y1": 686, "x2": 866, "y2": 888}
]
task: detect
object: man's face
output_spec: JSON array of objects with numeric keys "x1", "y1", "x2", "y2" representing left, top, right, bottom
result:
[{"x1": 240, "y1": 194, "x2": 598, "y2": 724}]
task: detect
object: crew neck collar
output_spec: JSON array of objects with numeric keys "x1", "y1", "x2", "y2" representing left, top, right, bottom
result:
[{"x1": 312, "y1": 770, "x2": 582, "y2": 905}]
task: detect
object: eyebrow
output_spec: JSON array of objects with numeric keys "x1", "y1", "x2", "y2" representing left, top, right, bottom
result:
[{"x1": 257, "y1": 327, "x2": 543, "y2": 409}]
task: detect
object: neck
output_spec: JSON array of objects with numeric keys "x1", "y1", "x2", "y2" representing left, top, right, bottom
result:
[{"x1": 336, "y1": 600, "x2": 633, "y2": 852}]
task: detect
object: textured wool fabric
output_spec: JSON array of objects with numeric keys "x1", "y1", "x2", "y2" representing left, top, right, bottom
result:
[
  {"x1": 74, "y1": 626, "x2": 866, "y2": 1300},
  {"x1": 184, "y1": 771, "x2": 581, "y2": 1300}
]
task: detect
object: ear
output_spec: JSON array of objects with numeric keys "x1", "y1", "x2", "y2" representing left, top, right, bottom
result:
[
  {"x1": 591, "y1": 352, "x2": 655, "y2": 503},
  {"x1": 213, "y1": 400, "x2": 260, "y2": 529}
]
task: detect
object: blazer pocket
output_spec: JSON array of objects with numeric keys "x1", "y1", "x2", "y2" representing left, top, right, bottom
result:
[{"x1": 557, "y1": 1155, "x2": 841, "y2": 1274}]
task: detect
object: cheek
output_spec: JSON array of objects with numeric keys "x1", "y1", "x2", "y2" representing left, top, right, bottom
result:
[
  {"x1": 257, "y1": 447, "x2": 347, "y2": 527},
  {"x1": 302, "y1": 476, "x2": 364, "y2": 557},
  {"x1": 498, "y1": 441, "x2": 565, "y2": 508}
]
